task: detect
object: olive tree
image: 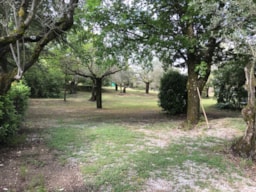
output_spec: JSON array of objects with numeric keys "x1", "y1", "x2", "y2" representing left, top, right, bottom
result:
[
  {"x1": 222, "y1": 0, "x2": 256, "y2": 159},
  {"x1": 0, "y1": 0, "x2": 79, "y2": 96}
]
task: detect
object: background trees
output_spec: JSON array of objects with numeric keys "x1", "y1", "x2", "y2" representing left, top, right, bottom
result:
[
  {"x1": 86, "y1": 0, "x2": 226, "y2": 126},
  {"x1": 0, "y1": 0, "x2": 78, "y2": 96},
  {"x1": 65, "y1": 39, "x2": 125, "y2": 108},
  {"x1": 136, "y1": 58, "x2": 164, "y2": 94}
]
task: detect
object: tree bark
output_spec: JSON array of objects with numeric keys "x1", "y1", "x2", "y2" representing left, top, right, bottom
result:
[
  {"x1": 231, "y1": 62, "x2": 256, "y2": 159},
  {"x1": 89, "y1": 83, "x2": 96, "y2": 101},
  {"x1": 186, "y1": 62, "x2": 201, "y2": 126},
  {"x1": 186, "y1": 56, "x2": 211, "y2": 127},
  {"x1": 0, "y1": 70, "x2": 17, "y2": 95},
  {"x1": 145, "y1": 82, "x2": 150, "y2": 94},
  {"x1": 95, "y1": 78, "x2": 102, "y2": 109}
]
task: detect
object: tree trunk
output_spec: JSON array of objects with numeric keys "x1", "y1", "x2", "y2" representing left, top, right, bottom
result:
[
  {"x1": 0, "y1": 70, "x2": 16, "y2": 96},
  {"x1": 145, "y1": 82, "x2": 150, "y2": 94},
  {"x1": 89, "y1": 85, "x2": 96, "y2": 101},
  {"x1": 115, "y1": 83, "x2": 118, "y2": 91},
  {"x1": 186, "y1": 58, "x2": 210, "y2": 127},
  {"x1": 89, "y1": 79, "x2": 97, "y2": 101},
  {"x1": 186, "y1": 65, "x2": 200, "y2": 126},
  {"x1": 69, "y1": 80, "x2": 76, "y2": 94},
  {"x1": 205, "y1": 87, "x2": 209, "y2": 98},
  {"x1": 123, "y1": 86, "x2": 126, "y2": 93},
  {"x1": 95, "y1": 78, "x2": 102, "y2": 109},
  {"x1": 231, "y1": 62, "x2": 256, "y2": 159}
]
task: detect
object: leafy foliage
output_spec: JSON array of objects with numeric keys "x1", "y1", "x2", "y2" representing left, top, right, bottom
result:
[
  {"x1": 0, "y1": 81, "x2": 30, "y2": 144},
  {"x1": 158, "y1": 70, "x2": 187, "y2": 115},
  {"x1": 8, "y1": 81, "x2": 30, "y2": 116},
  {"x1": 213, "y1": 61, "x2": 247, "y2": 110},
  {"x1": 24, "y1": 63, "x2": 64, "y2": 98}
]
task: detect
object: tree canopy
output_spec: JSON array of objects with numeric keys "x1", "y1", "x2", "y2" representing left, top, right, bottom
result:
[
  {"x1": 84, "y1": 0, "x2": 227, "y2": 125},
  {"x1": 0, "y1": 0, "x2": 79, "y2": 95}
]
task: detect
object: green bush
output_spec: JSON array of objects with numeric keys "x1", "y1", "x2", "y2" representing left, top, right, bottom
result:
[
  {"x1": 8, "y1": 81, "x2": 30, "y2": 116},
  {"x1": 24, "y1": 64, "x2": 64, "y2": 98},
  {"x1": 213, "y1": 61, "x2": 246, "y2": 110},
  {"x1": 158, "y1": 70, "x2": 187, "y2": 115},
  {"x1": 0, "y1": 81, "x2": 30, "y2": 144}
]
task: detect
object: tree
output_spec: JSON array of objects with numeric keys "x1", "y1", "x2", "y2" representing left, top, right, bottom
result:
[
  {"x1": 0, "y1": 0, "x2": 79, "y2": 96},
  {"x1": 87, "y1": 0, "x2": 226, "y2": 126},
  {"x1": 220, "y1": 0, "x2": 256, "y2": 159},
  {"x1": 111, "y1": 68, "x2": 133, "y2": 93},
  {"x1": 137, "y1": 57, "x2": 164, "y2": 94},
  {"x1": 68, "y1": 44, "x2": 124, "y2": 108},
  {"x1": 139, "y1": 68, "x2": 153, "y2": 94}
]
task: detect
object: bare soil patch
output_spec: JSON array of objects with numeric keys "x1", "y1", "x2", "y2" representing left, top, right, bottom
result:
[{"x1": 0, "y1": 135, "x2": 86, "y2": 192}]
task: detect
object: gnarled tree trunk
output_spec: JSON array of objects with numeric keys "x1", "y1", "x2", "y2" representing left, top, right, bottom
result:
[{"x1": 232, "y1": 62, "x2": 256, "y2": 159}]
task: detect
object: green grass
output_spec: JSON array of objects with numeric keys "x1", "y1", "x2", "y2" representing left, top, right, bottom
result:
[
  {"x1": 47, "y1": 125, "x2": 235, "y2": 191},
  {"x1": 225, "y1": 117, "x2": 246, "y2": 131},
  {"x1": 38, "y1": 91, "x2": 248, "y2": 191}
]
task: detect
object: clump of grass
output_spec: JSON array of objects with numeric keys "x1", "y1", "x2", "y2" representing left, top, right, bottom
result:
[
  {"x1": 28, "y1": 174, "x2": 46, "y2": 192},
  {"x1": 225, "y1": 118, "x2": 246, "y2": 131},
  {"x1": 19, "y1": 165, "x2": 28, "y2": 181}
]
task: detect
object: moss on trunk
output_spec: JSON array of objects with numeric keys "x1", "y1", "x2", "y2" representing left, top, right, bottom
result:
[{"x1": 0, "y1": 70, "x2": 16, "y2": 96}]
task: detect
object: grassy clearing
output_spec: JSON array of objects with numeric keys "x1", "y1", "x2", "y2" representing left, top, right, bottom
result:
[{"x1": 23, "y1": 88, "x2": 255, "y2": 191}]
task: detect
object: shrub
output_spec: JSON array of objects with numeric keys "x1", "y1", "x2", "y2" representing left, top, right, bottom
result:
[
  {"x1": 158, "y1": 70, "x2": 187, "y2": 115},
  {"x1": 0, "y1": 81, "x2": 30, "y2": 144},
  {"x1": 212, "y1": 61, "x2": 246, "y2": 110},
  {"x1": 8, "y1": 81, "x2": 30, "y2": 116},
  {"x1": 24, "y1": 64, "x2": 64, "y2": 98}
]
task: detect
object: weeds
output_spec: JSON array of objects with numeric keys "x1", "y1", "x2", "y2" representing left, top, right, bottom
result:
[{"x1": 19, "y1": 165, "x2": 28, "y2": 181}]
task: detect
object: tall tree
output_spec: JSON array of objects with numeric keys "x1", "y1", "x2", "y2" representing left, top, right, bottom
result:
[
  {"x1": 218, "y1": 0, "x2": 256, "y2": 159},
  {"x1": 0, "y1": 0, "x2": 79, "y2": 96},
  {"x1": 86, "y1": 0, "x2": 225, "y2": 126}
]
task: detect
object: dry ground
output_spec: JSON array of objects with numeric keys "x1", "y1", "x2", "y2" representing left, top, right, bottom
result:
[{"x1": 1, "y1": 91, "x2": 256, "y2": 192}]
